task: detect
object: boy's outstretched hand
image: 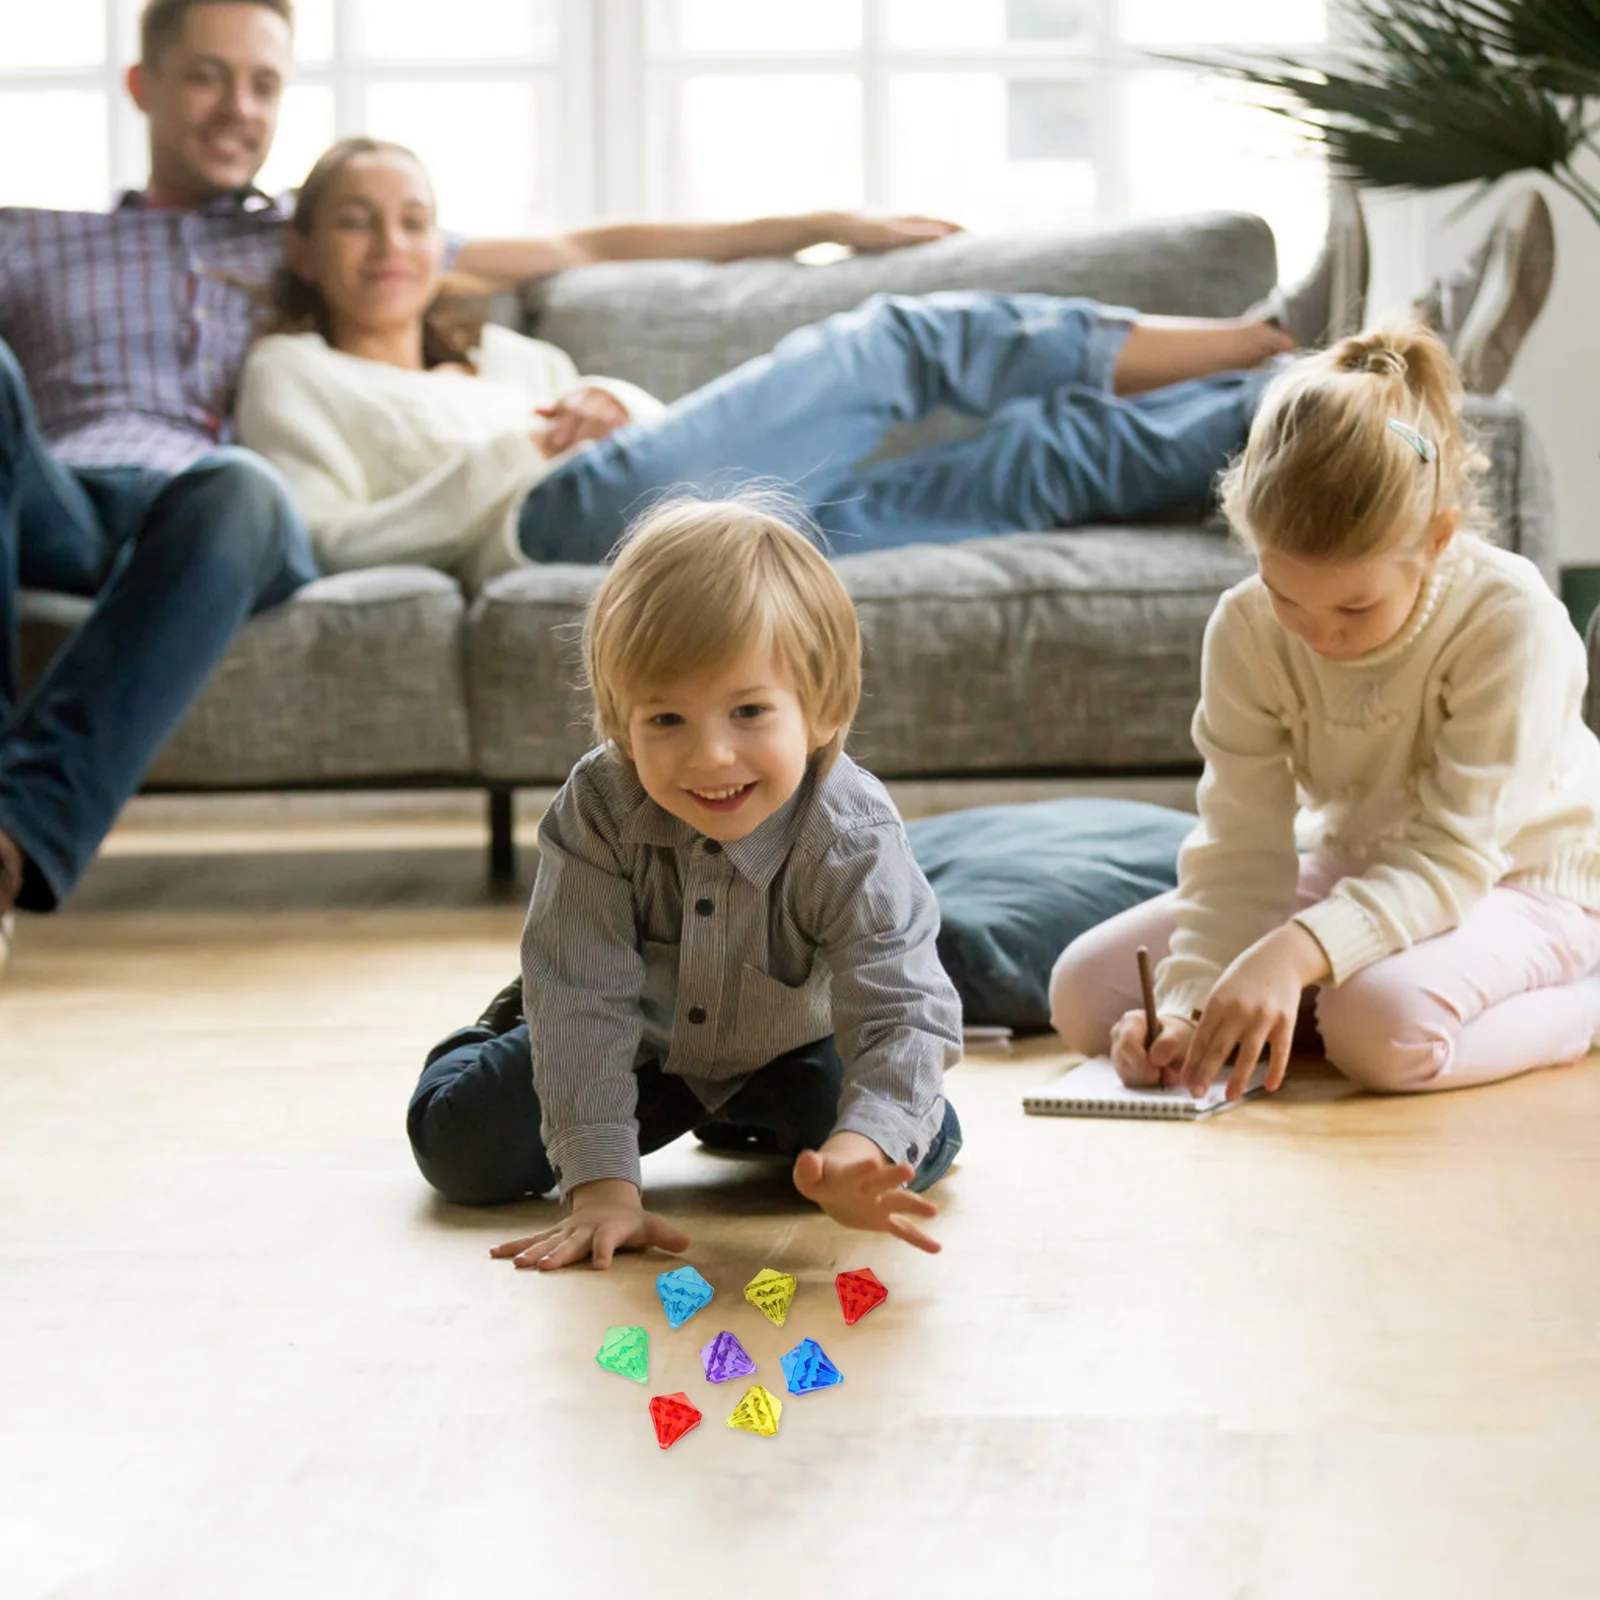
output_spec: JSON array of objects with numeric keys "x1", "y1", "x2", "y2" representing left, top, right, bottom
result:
[
  {"x1": 792, "y1": 1131, "x2": 941, "y2": 1254},
  {"x1": 490, "y1": 1178, "x2": 690, "y2": 1272}
]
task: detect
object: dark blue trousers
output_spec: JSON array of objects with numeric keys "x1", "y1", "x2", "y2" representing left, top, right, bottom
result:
[
  {"x1": 0, "y1": 338, "x2": 318, "y2": 909},
  {"x1": 408, "y1": 1021, "x2": 962, "y2": 1205}
]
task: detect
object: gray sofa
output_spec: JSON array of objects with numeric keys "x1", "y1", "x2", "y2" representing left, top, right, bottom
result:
[{"x1": 17, "y1": 211, "x2": 1560, "y2": 879}]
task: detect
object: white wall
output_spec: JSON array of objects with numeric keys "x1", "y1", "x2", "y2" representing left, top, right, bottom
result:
[{"x1": 1364, "y1": 148, "x2": 1600, "y2": 566}]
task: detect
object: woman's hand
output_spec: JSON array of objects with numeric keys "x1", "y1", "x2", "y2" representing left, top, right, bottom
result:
[
  {"x1": 489, "y1": 1178, "x2": 689, "y2": 1271},
  {"x1": 828, "y1": 212, "x2": 963, "y2": 253},
  {"x1": 1109, "y1": 1010, "x2": 1195, "y2": 1089},
  {"x1": 534, "y1": 386, "x2": 630, "y2": 457},
  {"x1": 1180, "y1": 923, "x2": 1330, "y2": 1101}
]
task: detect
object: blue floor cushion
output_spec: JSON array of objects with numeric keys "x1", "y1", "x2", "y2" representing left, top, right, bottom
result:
[{"x1": 905, "y1": 797, "x2": 1194, "y2": 1031}]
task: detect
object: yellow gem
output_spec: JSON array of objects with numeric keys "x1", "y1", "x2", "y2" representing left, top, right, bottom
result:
[
  {"x1": 744, "y1": 1267, "x2": 798, "y2": 1327},
  {"x1": 726, "y1": 1384, "x2": 783, "y2": 1437}
]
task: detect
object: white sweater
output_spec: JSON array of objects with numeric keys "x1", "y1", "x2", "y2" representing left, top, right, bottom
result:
[
  {"x1": 1157, "y1": 534, "x2": 1600, "y2": 1019},
  {"x1": 235, "y1": 325, "x2": 664, "y2": 590}
]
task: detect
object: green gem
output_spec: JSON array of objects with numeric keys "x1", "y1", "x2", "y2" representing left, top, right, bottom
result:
[{"x1": 596, "y1": 1325, "x2": 650, "y2": 1383}]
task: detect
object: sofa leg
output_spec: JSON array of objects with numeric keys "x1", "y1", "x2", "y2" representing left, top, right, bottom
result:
[{"x1": 487, "y1": 787, "x2": 516, "y2": 885}]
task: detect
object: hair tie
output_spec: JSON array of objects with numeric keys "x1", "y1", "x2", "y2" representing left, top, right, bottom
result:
[{"x1": 1388, "y1": 419, "x2": 1437, "y2": 463}]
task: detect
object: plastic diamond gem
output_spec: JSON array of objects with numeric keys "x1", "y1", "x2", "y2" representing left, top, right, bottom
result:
[
  {"x1": 699, "y1": 1329, "x2": 758, "y2": 1384},
  {"x1": 656, "y1": 1264, "x2": 714, "y2": 1329},
  {"x1": 780, "y1": 1337, "x2": 844, "y2": 1395},
  {"x1": 595, "y1": 1325, "x2": 649, "y2": 1384},
  {"x1": 726, "y1": 1384, "x2": 783, "y2": 1437},
  {"x1": 835, "y1": 1267, "x2": 888, "y2": 1326},
  {"x1": 649, "y1": 1392, "x2": 702, "y2": 1450},
  {"x1": 744, "y1": 1267, "x2": 798, "y2": 1327}
]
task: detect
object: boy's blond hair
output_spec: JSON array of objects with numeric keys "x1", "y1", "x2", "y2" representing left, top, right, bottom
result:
[
  {"x1": 584, "y1": 498, "x2": 862, "y2": 773},
  {"x1": 1220, "y1": 317, "x2": 1487, "y2": 563}
]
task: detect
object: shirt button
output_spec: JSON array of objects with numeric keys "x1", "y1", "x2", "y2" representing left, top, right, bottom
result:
[
  {"x1": 687, "y1": 1006, "x2": 707, "y2": 1025},
  {"x1": 695, "y1": 898, "x2": 715, "y2": 917},
  {"x1": 702, "y1": 839, "x2": 722, "y2": 854}
]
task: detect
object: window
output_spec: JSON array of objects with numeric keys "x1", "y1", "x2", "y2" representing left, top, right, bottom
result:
[{"x1": 1, "y1": 0, "x2": 1326, "y2": 273}]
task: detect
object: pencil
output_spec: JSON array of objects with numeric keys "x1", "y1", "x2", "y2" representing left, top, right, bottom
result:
[{"x1": 1136, "y1": 945, "x2": 1159, "y2": 1050}]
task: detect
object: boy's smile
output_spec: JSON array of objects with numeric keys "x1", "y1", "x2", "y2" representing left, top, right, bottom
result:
[
  {"x1": 625, "y1": 646, "x2": 839, "y2": 842},
  {"x1": 686, "y1": 781, "x2": 758, "y2": 814}
]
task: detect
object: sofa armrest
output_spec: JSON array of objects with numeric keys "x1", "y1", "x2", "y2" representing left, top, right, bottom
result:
[{"x1": 1464, "y1": 393, "x2": 1557, "y2": 587}]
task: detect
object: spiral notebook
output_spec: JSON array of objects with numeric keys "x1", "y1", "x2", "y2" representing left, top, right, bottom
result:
[{"x1": 1022, "y1": 1056, "x2": 1269, "y2": 1120}]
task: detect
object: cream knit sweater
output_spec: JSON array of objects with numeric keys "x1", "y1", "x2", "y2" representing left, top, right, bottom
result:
[
  {"x1": 1157, "y1": 533, "x2": 1600, "y2": 1020},
  {"x1": 235, "y1": 325, "x2": 664, "y2": 591}
]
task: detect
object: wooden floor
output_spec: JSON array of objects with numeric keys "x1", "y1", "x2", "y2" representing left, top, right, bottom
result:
[{"x1": 4, "y1": 803, "x2": 1600, "y2": 1598}]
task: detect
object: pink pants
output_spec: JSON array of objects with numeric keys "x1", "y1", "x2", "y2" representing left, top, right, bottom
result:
[{"x1": 1048, "y1": 854, "x2": 1600, "y2": 1093}]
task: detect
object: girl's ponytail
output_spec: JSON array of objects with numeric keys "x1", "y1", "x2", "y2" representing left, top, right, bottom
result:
[{"x1": 1221, "y1": 317, "x2": 1485, "y2": 562}]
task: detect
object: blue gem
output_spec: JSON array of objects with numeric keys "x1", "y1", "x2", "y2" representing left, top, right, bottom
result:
[
  {"x1": 656, "y1": 1264, "x2": 715, "y2": 1329},
  {"x1": 780, "y1": 1337, "x2": 843, "y2": 1395}
]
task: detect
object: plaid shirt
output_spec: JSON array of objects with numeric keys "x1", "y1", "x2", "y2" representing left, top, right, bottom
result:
[{"x1": 0, "y1": 189, "x2": 289, "y2": 475}]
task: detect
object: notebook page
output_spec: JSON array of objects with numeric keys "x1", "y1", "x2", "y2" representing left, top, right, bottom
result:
[{"x1": 1022, "y1": 1055, "x2": 1269, "y2": 1119}]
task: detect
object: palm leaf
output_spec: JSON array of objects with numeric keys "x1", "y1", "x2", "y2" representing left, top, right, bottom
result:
[
  {"x1": 1452, "y1": 0, "x2": 1600, "y2": 90},
  {"x1": 1199, "y1": 57, "x2": 1585, "y2": 187},
  {"x1": 1163, "y1": 0, "x2": 1600, "y2": 220}
]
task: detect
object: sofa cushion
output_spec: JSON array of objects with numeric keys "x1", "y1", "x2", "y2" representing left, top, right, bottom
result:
[
  {"x1": 523, "y1": 212, "x2": 1278, "y2": 404},
  {"x1": 904, "y1": 797, "x2": 1193, "y2": 1029},
  {"x1": 468, "y1": 526, "x2": 1257, "y2": 783},
  {"x1": 19, "y1": 567, "x2": 475, "y2": 786}
]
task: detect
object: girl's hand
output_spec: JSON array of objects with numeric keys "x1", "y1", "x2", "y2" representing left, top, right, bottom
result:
[
  {"x1": 1109, "y1": 1010, "x2": 1195, "y2": 1088},
  {"x1": 534, "y1": 387, "x2": 629, "y2": 457},
  {"x1": 1181, "y1": 923, "x2": 1329, "y2": 1101},
  {"x1": 489, "y1": 1178, "x2": 690, "y2": 1271},
  {"x1": 792, "y1": 1132, "x2": 941, "y2": 1254}
]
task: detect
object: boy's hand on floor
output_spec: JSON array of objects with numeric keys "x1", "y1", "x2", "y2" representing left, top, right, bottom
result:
[
  {"x1": 1110, "y1": 1010, "x2": 1194, "y2": 1089},
  {"x1": 489, "y1": 1179, "x2": 690, "y2": 1271},
  {"x1": 792, "y1": 1133, "x2": 941, "y2": 1254}
]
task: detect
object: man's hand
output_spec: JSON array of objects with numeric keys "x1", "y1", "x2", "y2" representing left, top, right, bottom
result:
[
  {"x1": 1109, "y1": 1010, "x2": 1196, "y2": 1090},
  {"x1": 792, "y1": 1131, "x2": 941, "y2": 1254},
  {"x1": 534, "y1": 387, "x2": 630, "y2": 458},
  {"x1": 829, "y1": 212, "x2": 962, "y2": 254},
  {"x1": 1180, "y1": 922, "x2": 1330, "y2": 1101},
  {"x1": 489, "y1": 1178, "x2": 690, "y2": 1271}
]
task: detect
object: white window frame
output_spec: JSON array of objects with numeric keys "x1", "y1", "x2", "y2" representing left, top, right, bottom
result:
[{"x1": 0, "y1": 0, "x2": 1327, "y2": 231}]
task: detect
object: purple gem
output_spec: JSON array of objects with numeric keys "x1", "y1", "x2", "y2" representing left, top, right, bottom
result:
[{"x1": 699, "y1": 1330, "x2": 758, "y2": 1384}]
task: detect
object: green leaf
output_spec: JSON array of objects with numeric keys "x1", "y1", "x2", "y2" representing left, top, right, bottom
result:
[{"x1": 1163, "y1": 0, "x2": 1600, "y2": 195}]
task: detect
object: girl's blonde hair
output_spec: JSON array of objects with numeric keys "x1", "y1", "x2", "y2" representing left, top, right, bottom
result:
[
  {"x1": 1219, "y1": 317, "x2": 1486, "y2": 562},
  {"x1": 584, "y1": 498, "x2": 862, "y2": 773}
]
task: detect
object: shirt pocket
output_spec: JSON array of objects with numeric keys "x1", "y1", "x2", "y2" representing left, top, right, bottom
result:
[
  {"x1": 735, "y1": 960, "x2": 833, "y2": 1064},
  {"x1": 640, "y1": 940, "x2": 680, "y2": 1036}
]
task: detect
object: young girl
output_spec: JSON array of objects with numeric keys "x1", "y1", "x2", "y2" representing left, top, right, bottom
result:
[{"x1": 1049, "y1": 320, "x2": 1600, "y2": 1102}]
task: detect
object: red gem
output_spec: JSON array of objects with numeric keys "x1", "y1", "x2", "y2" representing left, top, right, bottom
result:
[
  {"x1": 649, "y1": 1391, "x2": 703, "y2": 1450},
  {"x1": 835, "y1": 1268, "x2": 888, "y2": 1325}
]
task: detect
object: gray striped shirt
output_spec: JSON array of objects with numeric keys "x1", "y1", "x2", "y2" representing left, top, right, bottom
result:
[{"x1": 520, "y1": 746, "x2": 960, "y2": 1195}]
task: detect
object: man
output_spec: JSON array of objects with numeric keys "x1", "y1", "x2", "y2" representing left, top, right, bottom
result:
[{"x1": 0, "y1": 0, "x2": 955, "y2": 970}]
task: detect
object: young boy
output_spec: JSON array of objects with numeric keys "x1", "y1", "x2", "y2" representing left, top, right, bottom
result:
[{"x1": 407, "y1": 499, "x2": 964, "y2": 1269}]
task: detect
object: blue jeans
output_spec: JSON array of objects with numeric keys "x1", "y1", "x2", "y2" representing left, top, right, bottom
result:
[
  {"x1": 0, "y1": 340, "x2": 318, "y2": 910},
  {"x1": 407, "y1": 1022, "x2": 963, "y2": 1206},
  {"x1": 518, "y1": 291, "x2": 1271, "y2": 562}
]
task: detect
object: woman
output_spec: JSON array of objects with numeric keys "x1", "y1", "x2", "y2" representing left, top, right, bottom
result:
[{"x1": 237, "y1": 137, "x2": 1351, "y2": 586}]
